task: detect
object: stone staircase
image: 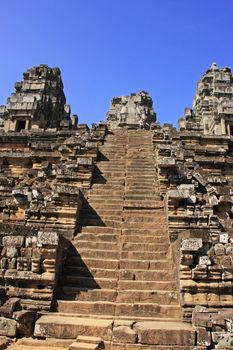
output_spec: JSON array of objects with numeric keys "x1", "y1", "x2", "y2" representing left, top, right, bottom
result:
[{"x1": 34, "y1": 130, "x2": 199, "y2": 349}]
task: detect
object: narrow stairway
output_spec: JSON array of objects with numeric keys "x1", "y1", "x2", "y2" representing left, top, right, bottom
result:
[{"x1": 34, "y1": 130, "x2": 196, "y2": 349}]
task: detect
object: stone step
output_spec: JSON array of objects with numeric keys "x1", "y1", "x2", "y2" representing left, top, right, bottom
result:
[
  {"x1": 125, "y1": 185, "x2": 159, "y2": 190},
  {"x1": 91, "y1": 184, "x2": 123, "y2": 190},
  {"x1": 75, "y1": 233, "x2": 118, "y2": 243},
  {"x1": 119, "y1": 269, "x2": 174, "y2": 281},
  {"x1": 80, "y1": 215, "x2": 122, "y2": 223},
  {"x1": 100, "y1": 147, "x2": 126, "y2": 150},
  {"x1": 96, "y1": 166, "x2": 125, "y2": 171},
  {"x1": 122, "y1": 222, "x2": 167, "y2": 229},
  {"x1": 7, "y1": 338, "x2": 73, "y2": 350},
  {"x1": 75, "y1": 248, "x2": 169, "y2": 260},
  {"x1": 126, "y1": 164, "x2": 155, "y2": 168},
  {"x1": 63, "y1": 266, "x2": 117, "y2": 279},
  {"x1": 110, "y1": 320, "x2": 195, "y2": 347},
  {"x1": 122, "y1": 235, "x2": 167, "y2": 243},
  {"x1": 74, "y1": 240, "x2": 119, "y2": 251},
  {"x1": 121, "y1": 242, "x2": 168, "y2": 252},
  {"x1": 124, "y1": 190, "x2": 159, "y2": 195},
  {"x1": 61, "y1": 276, "x2": 117, "y2": 289},
  {"x1": 120, "y1": 251, "x2": 168, "y2": 260},
  {"x1": 98, "y1": 155, "x2": 125, "y2": 159},
  {"x1": 123, "y1": 216, "x2": 166, "y2": 223},
  {"x1": 76, "y1": 336, "x2": 103, "y2": 344},
  {"x1": 69, "y1": 342, "x2": 99, "y2": 350},
  {"x1": 62, "y1": 266, "x2": 173, "y2": 281},
  {"x1": 123, "y1": 208, "x2": 164, "y2": 214},
  {"x1": 94, "y1": 177, "x2": 125, "y2": 182},
  {"x1": 126, "y1": 177, "x2": 155, "y2": 182},
  {"x1": 124, "y1": 195, "x2": 161, "y2": 200},
  {"x1": 115, "y1": 303, "x2": 181, "y2": 318},
  {"x1": 34, "y1": 315, "x2": 113, "y2": 340},
  {"x1": 87, "y1": 190, "x2": 124, "y2": 195},
  {"x1": 123, "y1": 201, "x2": 161, "y2": 208},
  {"x1": 116, "y1": 290, "x2": 179, "y2": 304},
  {"x1": 74, "y1": 240, "x2": 168, "y2": 252},
  {"x1": 82, "y1": 204, "x2": 123, "y2": 210},
  {"x1": 81, "y1": 207, "x2": 123, "y2": 216},
  {"x1": 66, "y1": 257, "x2": 119, "y2": 269},
  {"x1": 57, "y1": 287, "x2": 179, "y2": 305},
  {"x1": 118, "y1": 280, "x2": 178, "y2": 291},
  {"x1": 126, "y1": 174, "x2": 156, "y2": 178},
  {"x1": 69, "y1": 335, "x2": 104, "y2": 350},
  {"x1": 107, "y1": 344, "x2": 204, "y2": 350},
  {"x1": 120, "y1": 259, "x2": 171, "y2": 270},
  {"x1": 122, "y1": 228, "x2": 167, "y2": 235},
  {"x1": 95, "y1": 171, "x2": 125, "y2": 177},
  {"x1": 80, "y1": 219, "x2": 122, "y2": 228},
  {"x1": 82, "y1": 209, "x2": 122, "y2": 218},
  {"x1": 56, "y1": 287, "x2": 117, "y2": 302},
  {"x1": 88, "y1": 194, "x2": 123, "y2": 200},
  {"x1": 56, "y1": 300, "x2": 115, "y2": 316},
  {"x1": 125, "y1": 188, "x2": 158, "y2": 193},
  {"x1": 79, "y1": 226, "x2": 121, "y2": 234},
  {"x1": 87, "y1": 198, "x2": 123, "y2": 204},
  {"x1": 56, "y1": 301, "x2": 181, "y2": 319}
]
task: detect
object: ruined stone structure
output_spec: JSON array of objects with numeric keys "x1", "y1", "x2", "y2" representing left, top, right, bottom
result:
[
  {"x1": 106, "y1": 91, "x2": 156, "y2": 129},
  {"x1": 0, "y1": 64, "x2": 232, "y2": 350},
  {"x1": 179, "y1": 63, "x2": 233, "y2": 136},
  {"x1": 1, "y1": 65, "x2": 77, "y2": 132}
]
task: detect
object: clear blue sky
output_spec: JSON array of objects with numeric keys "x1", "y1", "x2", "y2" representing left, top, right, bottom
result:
[{"x1": 0, "y1": 0, "x2": 232, "y2": 126}]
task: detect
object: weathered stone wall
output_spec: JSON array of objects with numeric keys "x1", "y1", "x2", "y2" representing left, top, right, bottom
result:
[
  {"x1": 154, "y1": 123, "x2": 233, "y2": 348},
  {"x1": 0, "y1": 125, "x2": 106, "y2": 239},
  {"x1": 0, "y1": 225, "x2": 66, "y2": 337}
]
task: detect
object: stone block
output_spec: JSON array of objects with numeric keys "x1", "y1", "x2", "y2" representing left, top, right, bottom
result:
[
  {"x1": 112, "y1": 326, "x2": 137, "y2": 344},
  {"x1": 199, "y1": 256, "x2": 211, "y2": 265},
  {"x1": 2, "y1": 236, "x2": 24, "y2": 248},
  {"x1": 17, "y1": 257, "x2": 31, "y2": 271},
  {"x1": 25, "y1": 236, "x2": 37, "y2": 247},
  {"x1": 225, "y1": 243, "x2": 233, "y2": 255},
  {"x1": 37, "y1": 231, "x2": 59, "y2": 246},
  {"x1": 134, "y1": 321, "x2": 196, "y2": 345},
  {"x1": 0, "y1": 298, "x2": 21, "y2": 318},
  {"x1": 219, "y1": 233, "x2": 228, "y2": 243},
  {"x1": 6, "y1": 247, "x2": 19, "y2": 258},
  {"x1": 31, "y1": 258, "x2": 41, "y2": 273},
  {"x1": 181, "y1": 254, "x2": 193, "y2": 265},
  {"x1": 13, "y1": 310, "x2": 37, "y2": 336},
  {"x1": 196, "y1": 327, "x2": 211, "y2": 346},
  {"x1": 8, "y1": 258, "x2": 16, "y2": 269},
  {"x1": 214, "y1": 244, "x2": 225, "y2": 256},
  {"x1": 181, "y1": 238, "x2": 202, "y2": 252},
  {"x1": 77, "y1": 158, "x2": 93, "y2": 166},
  {"x1": 215, "y1": 336, "x2": 233, "y2": 348},
  {"x1": 0, "y1": 317, "x2": 17, "y2": 337}
]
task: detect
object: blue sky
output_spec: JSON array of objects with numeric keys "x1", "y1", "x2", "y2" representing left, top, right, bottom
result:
[{"x1": 0, "y1": 0, "x2": 232, "y2": 126}]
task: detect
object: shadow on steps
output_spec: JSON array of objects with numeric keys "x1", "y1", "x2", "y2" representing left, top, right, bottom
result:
[
  {"x1": 54, "y1": 240, "x2": 101, "y2": 304},
  {"x1": 79, "y1": 197, "x2": 106, "y2": 227},
  {"x1": 92, "y1": 165, "x2": 107, "y2": 184}
]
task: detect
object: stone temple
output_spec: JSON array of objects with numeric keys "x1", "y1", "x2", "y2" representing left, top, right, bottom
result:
[{"x1": 0, "y1": 63, "x2": 232, "y2": 350}]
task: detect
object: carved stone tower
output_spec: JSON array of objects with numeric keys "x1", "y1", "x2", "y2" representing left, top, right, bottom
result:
[
  {"x1": 2, "y1": 64, "x2": 71, "y2": 132},
  {"x1": 106, "y1": 90, "x2": 156, "y2": 128}
]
